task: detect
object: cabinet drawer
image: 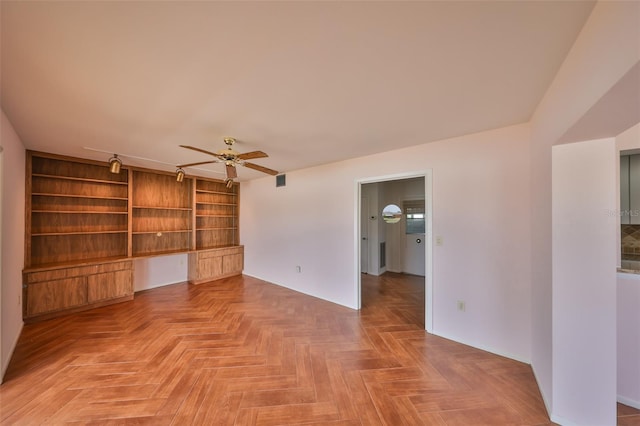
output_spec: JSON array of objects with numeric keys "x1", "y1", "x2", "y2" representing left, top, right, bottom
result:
[
  {"x1": 198, "y1": 247, "x2": 242, "y2": 260},
  {"x1": 87, "y1": 270, "x2": 133, "y2": 303},
  {"x1": 25, "y1": 260, "x2": 132, "y2": 284},
  {"x1": 95, "y1": 261, "x2": 132, "y2": 274},
  {"x1": 26, "y1": 265, "x2": 93, "y2": 283},
  {"x1": 27, "y1": 277, "x2": 87, "y2": 316}
]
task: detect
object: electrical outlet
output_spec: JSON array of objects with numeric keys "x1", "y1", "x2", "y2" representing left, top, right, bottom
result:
[
  {"x1": 436, "y1": 236, "x2": 443, "y2": 246},
  {"x1": 457, "y1": 300, "x2": 465, "y2": 312}
]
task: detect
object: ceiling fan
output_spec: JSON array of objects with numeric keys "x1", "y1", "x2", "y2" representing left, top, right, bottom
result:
[{"x1": 178, "y1": 137, "x2": 279, "y2": 182}]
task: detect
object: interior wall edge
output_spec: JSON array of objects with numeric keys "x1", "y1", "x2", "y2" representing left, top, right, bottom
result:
[{"x1": 1, "y1": 323, "x2": 22, "y2": 382}]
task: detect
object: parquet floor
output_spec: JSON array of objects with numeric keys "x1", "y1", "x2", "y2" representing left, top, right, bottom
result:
[{"x1": 0, "y1": 273, "x2": 636, "y2": 425}]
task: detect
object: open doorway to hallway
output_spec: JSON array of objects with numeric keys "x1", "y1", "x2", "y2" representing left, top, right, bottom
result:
[
  {"x1": 358, "y1": 174, "x2": 431, "y2": 331},
  {"x1": 361, "y1": 273, "x2": 425, "y2": 328}
]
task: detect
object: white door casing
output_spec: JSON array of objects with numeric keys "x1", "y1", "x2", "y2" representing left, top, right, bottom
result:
[{"x1": 361, "y1": 196, "x2": 369, "y2": 274}]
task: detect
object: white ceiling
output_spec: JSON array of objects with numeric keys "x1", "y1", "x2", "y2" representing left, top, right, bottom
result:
[{"x1": 1, "y1": 1, "x2": 596, "y2": 180}]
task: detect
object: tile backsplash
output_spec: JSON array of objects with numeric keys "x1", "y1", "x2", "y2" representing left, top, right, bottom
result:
[{"x1": 621, "y1": 225, "x2": 640, "y2": 260}]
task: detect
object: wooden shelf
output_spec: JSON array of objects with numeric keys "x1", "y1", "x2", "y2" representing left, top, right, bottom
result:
[
  {"x1": 196, "y1": 202, "x2": 237, "y2": 206},
  {"x1": 196, "y1": 227, "x2": 237, "y2": 231},
  {"x1": 33, "y1": 210, "x2": 128, "y2": 215},
  {"x1": 132, "y1": 229, "x2": 192, "y2": 235},
  {"x1": 132, "y1": 232, "x2": 191, "y2": 256},
  {"x1": 29, "y1": 232, "x2": 128, "y2": 266},
  {"x1": 132, "y1": 206, "x2": 192, "y2": 211},
  {"x1": 196, "y1": 214, "x2": 236, "y2": 218},
  {"x1": 32, "y1": 173, "x2": 128, "y2": 186},
  {"x1": 32, "y1": 193, "x2": 128, "y2": 201},
  {"x1": 196, "y1": 189, "x2": 237, "y2": 196},
  {"x1": 32, "y1": 230, "x2": 128, "y2": 236}
]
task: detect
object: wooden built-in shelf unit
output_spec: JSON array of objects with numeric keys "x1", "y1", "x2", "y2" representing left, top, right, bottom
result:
[
  {"x1": 24, "y1": 151, "x2": 243, "y2": 322},
  {"x1": 28, "y1": 154, "x2": 129, "y2": 266},
  {"x1": 131, "y1": 170, "x2": 194, "y2": 257},
  {"x1": 195, "y1": 178, "x2": 239, "y2": 249}
]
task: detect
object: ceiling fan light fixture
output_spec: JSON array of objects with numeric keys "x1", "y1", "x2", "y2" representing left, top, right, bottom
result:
[
  {"x1": 179, "y1": 137, "x2": 278, "y2": 178},
  {"x1": 176, "y1": 167, "x2": 185, "y2": 182},
  {"x1": 108, "y1": 154, "x2": 122, "y2": 174}
]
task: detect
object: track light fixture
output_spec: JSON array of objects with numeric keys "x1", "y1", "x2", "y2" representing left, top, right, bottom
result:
[
  {"x1": 108, "y1": 154, "x2": 122, "y2": 174},
  {"x1": 225, "y1": 178, "x2": 234, "y2": 189},
  {"x1": 176, "y1": 167, "x2": 185, "y2": 182}
]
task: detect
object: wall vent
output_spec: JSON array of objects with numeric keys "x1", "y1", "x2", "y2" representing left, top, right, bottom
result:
[
  {"x1": 380, "y1": 242, "x2": 386, "y2": 268},
  {"x1": 276, "y1": 174, "x2": 286, "y2": 187}
]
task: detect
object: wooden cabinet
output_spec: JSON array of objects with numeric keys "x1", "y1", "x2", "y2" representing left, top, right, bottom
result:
[
  {"x1": 23, "y1": 260, "x2": 134, "y2": 322},
  {"x1": 188, "y1": 246, "x2": 244, "y2": 285},
  {"x1": 24, "y1": 151, "x2": 242, "y2": 321},
  {"x1": 131, "y1": 170, "x2": 194, "y2": 256}
]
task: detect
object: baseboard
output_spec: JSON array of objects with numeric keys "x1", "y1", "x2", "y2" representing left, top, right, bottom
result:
[
  {"x1": 549, "y1": 413, "x2": 578, "y2": 426},
  {"x1": 367, "y1": 267, "x2": 387, "y2": 277},
  {"x1": 242, "y1": 272, "x2": 358, "y2": 310},
  {"x1": 618, "y1": 395, "x2": 640, "y2": 410},
  {"x1": 1, "y1": 320, "x2": 24, "y2": 383},
  {"x1": 430, "y1": 329, "x2": 530, "y2": 364},
  {"x1": 531, "y1": 364, "x2": 553, "y2": 420}
]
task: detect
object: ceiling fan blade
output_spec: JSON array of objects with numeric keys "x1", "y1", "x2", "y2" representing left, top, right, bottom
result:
[
  {"x1": 237, "y1": 151, "x2": 268, "y2": 160},
  {"x1": 243, "y1": 162, "x2": 279, "y2": 176},
  {"x1": 178, "y1": 160, "x2": 218, "y2": 168},
  {"x1": 179, "y1": 145, "x2": 223, "y2": 158},
  {"x1": 226, "y1": 163, "x2": 238, "y2": 179}
]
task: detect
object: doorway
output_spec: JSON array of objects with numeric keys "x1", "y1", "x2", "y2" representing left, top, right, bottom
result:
[{"x1": 356, "y1": 171, "x2": 433, "y2": 332}]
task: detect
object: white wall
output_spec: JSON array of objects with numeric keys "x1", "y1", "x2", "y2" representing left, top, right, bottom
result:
[
  {"x1": 616, "y1": 123, "x2": 640, "y2": 409},
  {"x1": 529, "y1": 1, "x2": 640, "y2": 415},
  {"x1": 241, "y1": 123, "x2": 532, "y2": 362},
  {"x1": 552, "y1": 138, "x2": 618, "y2": 425},
  {"x1": 617, "y1": 272, "x2": 640, "y2": 409},
  {"x1": 134, "y1": 254, "x2": 188, "y2": 292},
  {"x1": 617, "y1": 123, "x2": 640, "y2": 153},
  {"x1": 1, "y1": 110, "x2": 25, "y2": 381}
]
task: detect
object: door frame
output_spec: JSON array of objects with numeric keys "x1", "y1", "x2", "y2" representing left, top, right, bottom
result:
[
  {"x1": 360, "y1": 195, "x2": 369, "y2": 274},
  {"x1": 355, "y1": 170, "x2": 434, "y2": 333}
]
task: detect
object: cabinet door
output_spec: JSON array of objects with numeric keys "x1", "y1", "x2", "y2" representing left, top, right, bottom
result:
[
  {"x1": 222, "y1": 253, "x2": 243, "y2": 275},
  {"x1": 87, "y1": 270, "x2": 133, "y2": 303},
  {"x1": 621, "y1": 155, "x2": 630, "y2": 224},
  {"x1": 198, "y1": 256, "x2": 223, "y2": 280},
  {"x1": 27, "y1": 277, "x2": 87, "y2": 316},
  {"x1": 630, "y1": 155, "x2": 640, "y2": 224}
]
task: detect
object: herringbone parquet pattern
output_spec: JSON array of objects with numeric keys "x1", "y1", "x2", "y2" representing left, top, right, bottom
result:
[{"x1": 1, "y1": 273, "x2": 635, "y2": 425}]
